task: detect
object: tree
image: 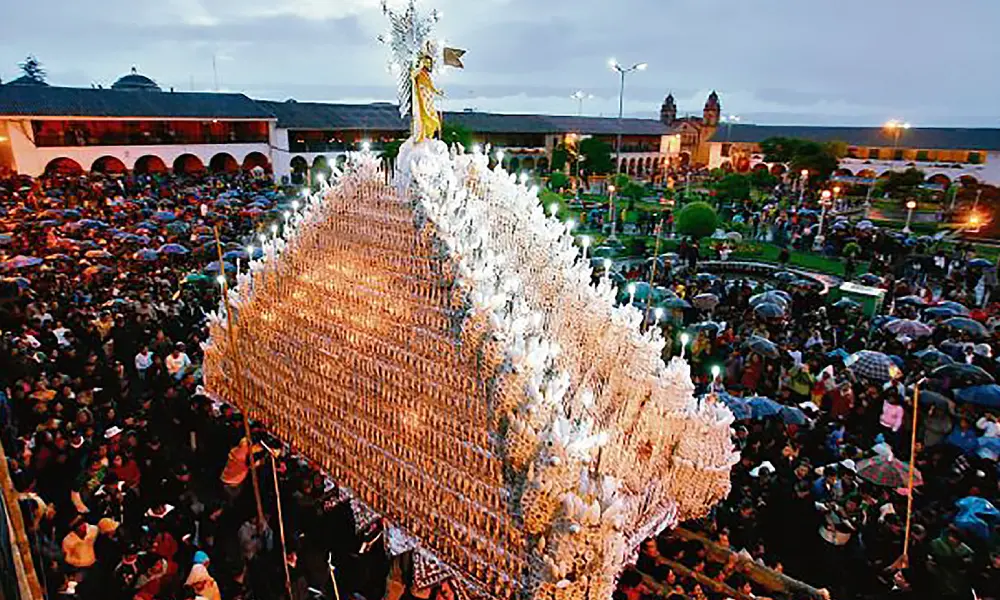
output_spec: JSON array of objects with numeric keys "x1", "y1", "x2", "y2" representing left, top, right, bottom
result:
[
  {"x1": 715, "y1": 173, "x2": 751, "y2": 202},
  {"x1": 578, "y1": 137, "x2": 614, "y2": 176},
  {"x1": 548, "y1": 171, "x2": 570, "y2": 192},
  {"x1": 878, "y1": 168, "x2": 926, "y2": 197},
  {"x1": 441, "y1": 122, "x2": 473, "y2": 150},
  {"x1": 675, "y1": 201, "x2": 718, "y2": 239},
  {"x1": 760, "y1": 136, "x2": 842, "y2": 180},
  {"x1": 749, "y1": 169, "x2": 778, "y2": 191},
  {"x1": 550, "y1": 144, "x2": 569, "y2": 173},
  {"x1": 19, "y1": 55, "x2": 45, "y2": 83}
]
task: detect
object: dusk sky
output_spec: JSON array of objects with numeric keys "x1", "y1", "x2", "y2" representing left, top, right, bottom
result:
[{"x1": 2, "y1": 0, "x2": 998, "y2": 126}]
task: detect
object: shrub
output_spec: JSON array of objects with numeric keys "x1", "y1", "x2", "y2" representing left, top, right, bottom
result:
[
  {"x1": 675, "y1": 201, "x2": 719, "y2": 239},
  {"x1": 843, "y1": 242, "x2": 861, "y2": 258}
]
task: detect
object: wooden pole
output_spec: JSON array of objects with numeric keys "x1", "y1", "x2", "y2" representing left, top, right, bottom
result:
[
  {"x1": 901, "y1": 381, "x2": 921, "y2": 563},
  {"x1": 0, "y1": 440, "x2": 45, "y2": 600},
  {"x1": 328, "y1": 554, "x2": 342, "y2": 600},
  {"x1": 214, "y1": 226, "x2": 266, "y2": 531},
  {"x1": 263, "y1": 443, "x2": 294, "y2": 600}
]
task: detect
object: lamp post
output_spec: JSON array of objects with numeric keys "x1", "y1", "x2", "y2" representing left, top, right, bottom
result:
[
  {"x1": 799, "y1": 169, "x2": 809, "y2": 204},
  {"x1": 832, "y1": 185, "x2": 842, "y2": 211},
  {"x1": 723, "y1": 114, "x2": 740, "y2": 141},
  {"x1": 903, "y1": 199, "x2": 917, "y2": 234},
  {"x1": 570, "y1": 90, "x2": 593, "y2": 116},
  {"x1": 609, "y1": 58, "x2": 647, "y2": 176},
  {"x1": 580, "y1": 235, "x2": 591, "y2": 260},
  {"x1": 608, "y1": 184, "x2": 618, "y2": 241},
  {"x1": 627, "y1": 282, "x2": 637, "y2": 305},
  {"x1": 813, "y1": 189, "x2": 833, "y2": 251},
  {"x1": 680, "y1": 332, "x2": 690, "y2": 360},
  {"x1": 603, "y1": 258, "x2": 612, "y2": 281},
  {"x1": 653, "y1": 307, "x2": 664, "y2": 327},
  {"x1": 885, "y1": 119, "x2": 911, "y2": 150}
]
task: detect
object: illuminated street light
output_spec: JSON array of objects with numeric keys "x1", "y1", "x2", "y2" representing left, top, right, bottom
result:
[
  {"x1": 813, "y1": 190, "x2": 834, "y2": 251},
  {"x1": 680, "y1": 332, "x2": 690, "y2": 359},
  {"x1": 570, "y1": 90, "x2": 594, "y2": 116},
  {"x1": 548, "y1": 202, "x2": 559, "y2": 217},
  {"x1": 627, "y1": 282, "x2": 637, "y2": 305},
  {"x1": 580, "y1": 235, "x2": 591, "y2": 260},
  {"x1": 903, "y1": 199, "x2": 917, "y2": 233},
  {"x1": 885, "y1": 119, "x2": 912, "y2": 150}
]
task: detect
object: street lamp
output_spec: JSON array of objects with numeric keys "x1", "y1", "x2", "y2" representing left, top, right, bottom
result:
[
  {"x1": 580, "y1": 235, "x2": 591, "y2": 259},
  {"x1": 609, "y1": 58, "x2": 648, "y2": 177},
  {"x1": 548, "y1": 202, "x2": 559, "y2": 218},
  {"x1": 799, "y1": 169, "x2": 809, "y2": 203},
  {"x1": 653, "y1": 307, "x2": 664, "y2": 327},
  {"x1": 627, "y1": 282, "x2": 637, "y2": 305},
  {"x1": 608, "y1": 184, "x2": 618, "y2": 240},
  {"x1": 885, "y1": 120, "x2": 912, "y2": 159},
  {"x1": 570, "y1": 90, "x2": 594, "y2": 116},
  {"x1": 680, "y1": 332, "x2": 690, "y2": 360},
  {"x1": 903, "y1": 199, "x2": 917, "y2": 234},
  {"x1": 813, "y1": 189, "x2": 833, "y2": 250},
  {"x1": 723, "y1": 115, "x2": 740, "y2": 141}
]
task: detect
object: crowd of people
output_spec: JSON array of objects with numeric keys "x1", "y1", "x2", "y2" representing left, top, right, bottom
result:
[
  {"x1": 616, "y1": 191, "x2": 999, "y2": 599},
  {"x1": 0, "y1": 169, "x2": 392, "y2": 600},
  {"x1": 1, "y1": 166, "x2": 998, "y2": 600}
]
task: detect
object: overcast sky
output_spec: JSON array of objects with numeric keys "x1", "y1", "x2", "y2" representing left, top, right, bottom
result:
[{"x1": 2, "y1": 0, "x2": 998, "y2": 126}]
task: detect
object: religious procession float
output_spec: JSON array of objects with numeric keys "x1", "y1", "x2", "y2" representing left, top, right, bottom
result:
[{"x1": 204, "y1": 2, "x2": 739, "y2": 599}]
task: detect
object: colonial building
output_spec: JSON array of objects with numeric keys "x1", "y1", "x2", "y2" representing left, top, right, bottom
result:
[
  {"x1": 705, "y1": 124, "x2": 1000, "y2": 187},
  {"x1": 3, "y1": 69, "x2": 1000, "y2": 187},
  {"x1": 659, "y1": 91, "x2": 721, "y2": 167},
  {"x1": 0, "y1": 69, "x2": 671, "y2": 181}
]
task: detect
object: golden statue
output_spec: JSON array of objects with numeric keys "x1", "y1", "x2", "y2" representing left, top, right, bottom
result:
[
  {"x1": 381, "y1": 0, "x2": 465, "y2": 144},
  {"x1": 412, "y1": 43, "x2": 442, "y2": 143}
]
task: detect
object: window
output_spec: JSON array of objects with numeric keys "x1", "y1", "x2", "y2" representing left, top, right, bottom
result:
[
  {"x1": 893, "y1": 149, "x2": 904, "y2": 161},
  {"x1": 869, "y1": 148, "x2": 880, "y2": 160},
  {"x1": 721, "y1": 143, "x2": 731, "y2": 157},
  {"x1": 916, "y1": 150, "x2": 929, "y2": 161},
  {"x1": 968, "y1": 152, "x2": 982, "y2": 164},
  {"x1": 847, "y1": 147, "x2": 859, "y2": 159}
]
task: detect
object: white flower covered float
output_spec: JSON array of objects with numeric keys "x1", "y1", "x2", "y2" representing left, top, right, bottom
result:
[{"x1": 203, "y1": 3, "x2": 738, "y2": 600}]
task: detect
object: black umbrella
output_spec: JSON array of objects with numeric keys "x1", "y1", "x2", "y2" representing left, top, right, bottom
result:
[
  {"x1": 930, "y1": 363, "x2": 995, "y2": 388},
  {"x1": 913, "y1": 348, "x2": 955, "y2": 369},
  {"x1": 688, "y1": 321, "x2": 724, "y2": 336},
  {"x1": 774, "y1": 271, "x2": 798, "y2": 283},
  {"x1": 916, "y1": 389, "x2": 953, "y2": 408},
  {"x1": 941, "y1": 317, "x2": 989, "y2": 339},
  {"x1": 897, "y1": 295, "x2": 928, "y2": 307}
]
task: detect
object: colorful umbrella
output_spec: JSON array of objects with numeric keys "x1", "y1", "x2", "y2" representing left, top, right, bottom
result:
[
  {"x1": 1, "y1": 255, "x2": 43, "y2": 270},
  {"x1": 856, "y1": 455, "x2": 922, "y2": 488}
]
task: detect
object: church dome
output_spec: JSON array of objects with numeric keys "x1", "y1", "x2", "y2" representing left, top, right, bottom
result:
[{"x1": 112, "y1": 67, "x2": 161, "y2": 92}]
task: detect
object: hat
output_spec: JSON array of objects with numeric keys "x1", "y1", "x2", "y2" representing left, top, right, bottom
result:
[
  {"x1": 193, "y1": 551, "x2": 210, "y2": 565},
  {"x1": 97, "y1": 517, "x2": 119, "y2": 535},
  {"x1": 104, "y1": 426, "x2": 123, "y2": 439},
  {"x1": 839, "y1": 459, "x2": 857, "y2": 473},
  {"x1": 750, "y1": 461, "x2": 775, "y2": 478},
  {"x1": 974, "y1": 344, "x2": 992, "y2": 358}
]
